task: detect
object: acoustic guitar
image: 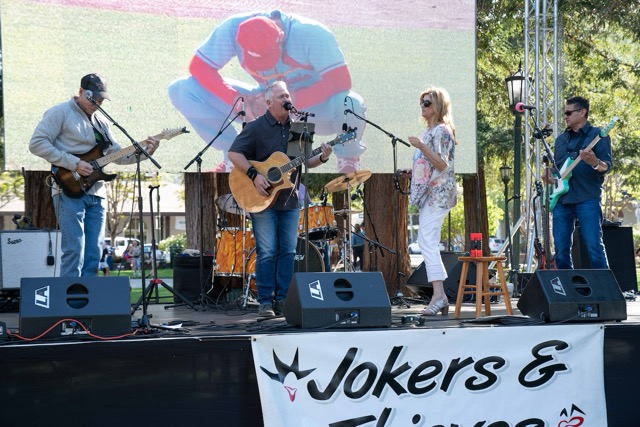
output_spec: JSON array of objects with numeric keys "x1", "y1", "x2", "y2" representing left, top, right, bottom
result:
[
  {"x1": 548, "y1": 117, "x2": 618, "y2": 210},
  {"x1": 53, "y1": 127, "x2": 189, "y2": 198},
  {"x1": 229, "y1": 131, "x2": 357, "y2": 213}
]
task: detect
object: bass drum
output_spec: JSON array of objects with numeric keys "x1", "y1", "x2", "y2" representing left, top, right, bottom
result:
[{"x1": 245, "y1": 238, "x2": 325, "y2": 291}]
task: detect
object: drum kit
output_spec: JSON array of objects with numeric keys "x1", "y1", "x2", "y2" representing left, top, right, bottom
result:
[{"x1": 214, "y1": 170, "x2": 372, "y2": 308}]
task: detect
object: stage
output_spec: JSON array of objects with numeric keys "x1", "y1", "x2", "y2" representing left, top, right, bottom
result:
[{"x1": 1, "y1": 282, "x2": 640, "y2": 426}]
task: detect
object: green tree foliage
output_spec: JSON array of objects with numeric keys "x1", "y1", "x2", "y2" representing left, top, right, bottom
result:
[
  {"x1": 0, "y1": 171, "x2": 23, "y2": 208},
  {"x1": 477, "y1": 0, "x2": 640, "y2": 224}
]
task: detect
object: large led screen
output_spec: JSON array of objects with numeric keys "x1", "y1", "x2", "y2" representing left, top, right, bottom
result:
[{"x1": 1, "y1": 0, "x2": 476, "y2": 174}]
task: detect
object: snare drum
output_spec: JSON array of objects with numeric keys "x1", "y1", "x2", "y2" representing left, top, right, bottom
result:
[
  {"x1": 215, "y1": 228, "x2": 255, "y2": 276},
  {"x1": 298, "y1": 203, "x2": 338, "y2": 241},
  {"x1": 245, "y1": 237, "x2": 325, "y2": 291}
]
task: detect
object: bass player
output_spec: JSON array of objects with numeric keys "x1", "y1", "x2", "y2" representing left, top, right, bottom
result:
[{"x1": 542, "y1": 96, "x2": 611, "y2": 270}]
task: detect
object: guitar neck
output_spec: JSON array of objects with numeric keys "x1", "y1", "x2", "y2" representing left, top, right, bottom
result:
[
  {"x1": 96, "y1": 145, "x2": 137, "y2": 168},
  {"x1": 279, "y1": 138, "x2": 339, "y2": 173},
  {"x1": 560, "y1": 135, "x2": 602, "y2": 179},
  {"x1": 94, "y1": 130, "x2": 170, "y2": 169}
]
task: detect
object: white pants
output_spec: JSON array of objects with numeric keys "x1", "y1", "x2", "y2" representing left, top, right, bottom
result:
[{"x1": 418, "y1": 204, "x2": 450, "y2": 282}]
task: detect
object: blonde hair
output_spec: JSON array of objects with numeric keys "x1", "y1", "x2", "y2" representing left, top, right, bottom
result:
[{"x1": 420, "y1": 86, "x2": 457, "y2": 144}]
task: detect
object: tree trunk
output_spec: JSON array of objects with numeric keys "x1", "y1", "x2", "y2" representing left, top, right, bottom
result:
[
  {"x1": 24, "y1": 171, "x2": 56, "y2": 229},
  {"x1": 184, "y1": 172, "x2": 216, "y2": 253},
  {"x1": 361, "y1": 174, "x2": 411, "y2": 297},
  {"x1": 462, "y1": 169, "x2": 490, "y2": 255}
]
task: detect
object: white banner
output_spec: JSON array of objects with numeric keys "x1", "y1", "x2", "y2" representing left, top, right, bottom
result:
[{"x1": 251, "y1": 324, "x2": 606, "y2": 426}]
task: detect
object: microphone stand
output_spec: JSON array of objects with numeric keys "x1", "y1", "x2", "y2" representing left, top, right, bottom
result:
[
  {"x1": 345, "y1": 109, "x2": 407, "y2": 306},
  {"x1": 131, "y1": 186, "x2": 196, "y2": 312},
  {"x1": 526, "y1": 112, "x2": 558, "y2": 270},
  {"x1": 361, "y1": 189, "x2": 389, "y2": 271},
  {"x1": 184, "y1": 106, "x2": 244, "y2": 310},
  {"x1": 87, "y1": 98, "x2": 160, "y2": 328},
  {"x1": 287, "y1": 107, "x2": 316, "y2": 272}
]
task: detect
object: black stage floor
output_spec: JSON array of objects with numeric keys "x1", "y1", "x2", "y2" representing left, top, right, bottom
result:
[{"x1": 1, "y1": 283, "x2": 640, "y2": 426}]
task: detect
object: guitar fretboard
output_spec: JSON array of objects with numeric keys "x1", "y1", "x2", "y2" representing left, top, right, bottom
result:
[{"x1": 278, "y1": 132, "x2": 355, "y2": 174}]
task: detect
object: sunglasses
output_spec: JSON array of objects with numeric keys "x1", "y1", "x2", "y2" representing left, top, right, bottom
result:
[
  {"x1": 420, "y1": 99, "x2": 432, "y2": 108},
  {"x1": 564, "y1": 108, "x2": 582, "y2": 116}
]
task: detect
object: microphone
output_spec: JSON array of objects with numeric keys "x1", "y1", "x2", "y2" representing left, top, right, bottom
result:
[
  {"x1": 240, "y1": 96, "x2": 246, "y2": 128},
  {"x1": 283, "y1": 101, "x2": 315, "y2": 117},
  {"x1": 321, "y1": 188, "x2": 327, "y2": 206},
  {"x1": 515, "y1": 102, "x2": 535, "y2": 113},
  {"x1": 351, "y1": 182, "x2": 364, "y2": 201},
  {"x1": 342, "y1": 96, "x2": 348, "y2": 132},
  {"x1": 84, "y1": 90, "x2": 95, "y2": 103}
]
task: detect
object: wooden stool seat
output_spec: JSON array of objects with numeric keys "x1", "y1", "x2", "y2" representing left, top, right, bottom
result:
[{"x1": 454, "y1": 256, "x2": 514, "y2": 318}]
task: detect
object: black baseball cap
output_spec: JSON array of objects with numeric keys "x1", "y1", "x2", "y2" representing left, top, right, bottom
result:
[{"x1": 80, "y1": 73, "x2": 110, "y2": 100}]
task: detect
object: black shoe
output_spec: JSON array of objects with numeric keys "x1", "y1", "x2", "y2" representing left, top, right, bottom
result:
[
  {"x1": 273, "y1": 300, "x2": 285, "y2": 315},
  {"x1": 258, "y1": 303, "x2": 275, "y2": 318}
]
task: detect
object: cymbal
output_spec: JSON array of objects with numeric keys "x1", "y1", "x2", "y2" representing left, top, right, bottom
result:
[
  {"x1": 324, "y1": 170, "x2": 372, "y2": 193},
  {"x1": 215, "y1": 194, "x2": 246, "y2": 216}
]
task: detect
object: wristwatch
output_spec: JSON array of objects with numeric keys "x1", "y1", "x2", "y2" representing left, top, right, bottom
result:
[{"x1": 592, "y1": 159, "x2": 600, "y2": 170}]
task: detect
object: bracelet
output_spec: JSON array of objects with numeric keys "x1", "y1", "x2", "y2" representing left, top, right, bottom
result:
[
  {"x1": 319, "y1": 155, "x2": 328, "y2": 164},
  {"x1": 246, "y1": 166, "x2": 258, "y2": 180},
  {"x1": 592, "y1": 159, "x2": 600, "y2": 170}
]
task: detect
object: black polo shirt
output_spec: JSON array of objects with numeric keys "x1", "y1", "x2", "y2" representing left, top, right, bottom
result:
[{"x1": 229, "y1": 110, "x2": 300, "y2": 210}]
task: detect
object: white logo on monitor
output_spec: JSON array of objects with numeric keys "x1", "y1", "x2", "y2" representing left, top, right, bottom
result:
[{"x1": 35, "y1": 286, "x2": 50, "y2": 308}]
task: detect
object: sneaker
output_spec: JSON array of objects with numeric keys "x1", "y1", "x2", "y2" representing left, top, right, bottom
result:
[
  {"x1": 258, "y1": 303, "x2": 275, "y2": 318},
  {"x1": 336, "y1": 156, "x2": 361, "y2": 173},
  {"x1": 273, "y1": 300, "x2": 285, "y2": 315}
]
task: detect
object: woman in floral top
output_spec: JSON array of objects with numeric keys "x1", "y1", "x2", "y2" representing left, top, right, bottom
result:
[{"x1": 405, "y1": 86, "x2": 457, "y2": 316}]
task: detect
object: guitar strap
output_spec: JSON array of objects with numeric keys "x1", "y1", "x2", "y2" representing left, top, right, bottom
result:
[{"x1": 91, "y1": 119, "x2": 113, "y2": 150}]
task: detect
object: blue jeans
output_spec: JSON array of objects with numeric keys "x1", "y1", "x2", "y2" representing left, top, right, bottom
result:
[
  {"x1": 552, "y1": 198, "x2": 608, "y2": 269},
  {"x1": 53, "y1": 192, "x2": 106, "y2": 277},
  {"x1": 251, "y1": 208, "x2": 300, "y2": 304}
]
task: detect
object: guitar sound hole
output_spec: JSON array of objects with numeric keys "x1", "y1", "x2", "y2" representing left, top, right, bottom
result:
[{"x1": 266, "y1": 168, "x2": 282, "y2": 183}]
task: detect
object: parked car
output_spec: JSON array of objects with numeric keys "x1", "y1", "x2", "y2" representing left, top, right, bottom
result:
[
  {"x1": 489, "y1": 237, "x2": 505, "y2": 253},
  {"x1": 104, "y1": 237, "x2": 140, "y2": 261}
]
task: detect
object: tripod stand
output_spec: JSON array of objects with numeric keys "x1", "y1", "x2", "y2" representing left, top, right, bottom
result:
[
  {"x1": 345, "y1": 109, "x2": 408, "y2": 306},
  {"x1": 184, "y1": 100, "x2": 245, "y2": 310},
  {"x1": 131, "y1": 186, "x2": 196, "y2": 314}
]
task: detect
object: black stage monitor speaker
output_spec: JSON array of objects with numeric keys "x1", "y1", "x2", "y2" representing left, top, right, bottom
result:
[
  {"x1": 284, "y1": 272, "x2": 391, "y2": 329},
  {"x1": 517, "y1": 269, "x2": 627, "y2": 322},
  {"x1": 20, "y1": 276, "x2": 131, "y2": 338},
  {"x1": 405, "y1": 253, "x2": 475, "y2": 301},
  {"x1": 572, "y1": 225, "x2": 637, "y2": 292}
]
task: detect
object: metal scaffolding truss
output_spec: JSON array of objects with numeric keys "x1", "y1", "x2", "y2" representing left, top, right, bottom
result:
[{"x1": 522, "y1": 0, "x2": 559, "y2": 272}]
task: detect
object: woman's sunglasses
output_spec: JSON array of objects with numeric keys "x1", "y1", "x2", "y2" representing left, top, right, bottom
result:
[{"x1": 420, "y1": 99, "x2": 432, "y2": 108}]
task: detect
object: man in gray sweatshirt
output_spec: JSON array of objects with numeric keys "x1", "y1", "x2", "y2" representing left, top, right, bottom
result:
[{"x1": 29, "y1": 73, "x2": 160, "y2": 277}]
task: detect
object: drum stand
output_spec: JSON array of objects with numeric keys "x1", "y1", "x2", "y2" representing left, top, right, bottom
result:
[{"x1": 238, "y1": 213, "x2": 258, "y2": 309}]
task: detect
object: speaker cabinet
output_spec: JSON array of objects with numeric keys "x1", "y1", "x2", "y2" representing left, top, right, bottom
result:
[
  {"x1": 173, "y1": 255, "x2": 220, "y2": 303},
  {"x1": 405, "y1": 253, "x2": 475, "y2": 301},
  {"x1": 284, "y1": 272, "x2": 391, "y2": 329},
  {"x1": 572, "y1": 225, "x2": 637, "y2": 292},
  {"x1": 0, "y1": 230, "x2": 62, "y2": 289},
  {"x1": 517, "y1": 269, "x2": 627, "y2": 322},
  {"x1": 19, "y1": 276, "x2": 131, "y2": 338}
]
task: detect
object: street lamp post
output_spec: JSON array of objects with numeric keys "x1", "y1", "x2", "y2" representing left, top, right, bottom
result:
[
  {"x1": 500, "y1": 165, "x2": 516, "y2": 280},
  {"x1": 505, "y1": 66, "x2": 525, "y2": 275}
]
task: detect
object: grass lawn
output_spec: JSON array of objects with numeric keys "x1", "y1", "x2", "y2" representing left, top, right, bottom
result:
[
  {"x1": 106, "y1": 267, "x2": 173, "y2": 280},
  {"x1": 130, "y1": 287, "x2": 175, "y2": 305}
]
